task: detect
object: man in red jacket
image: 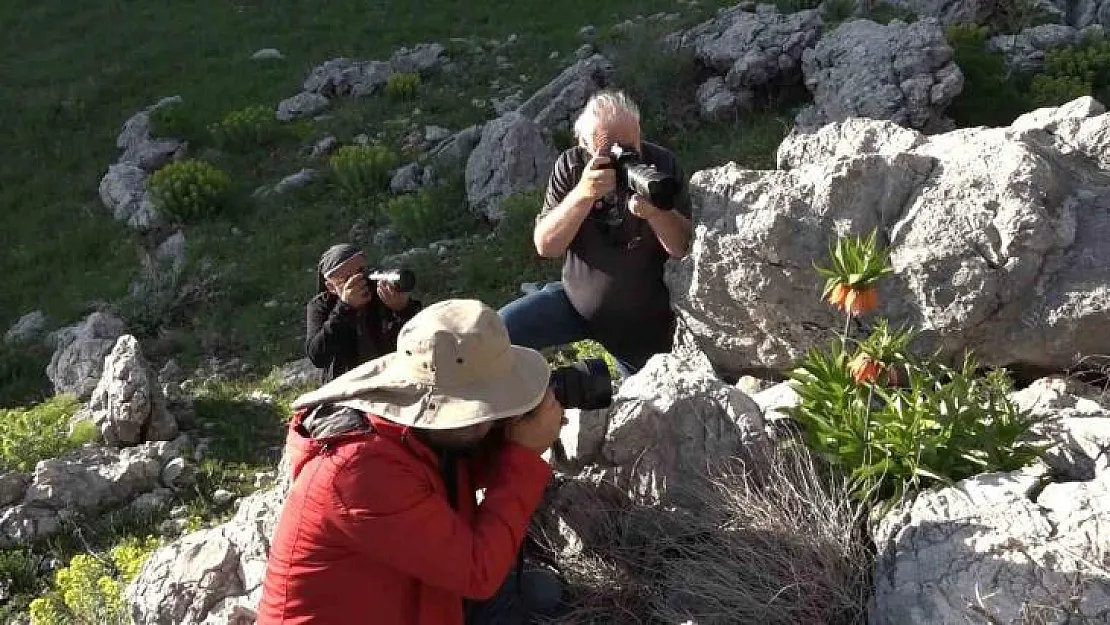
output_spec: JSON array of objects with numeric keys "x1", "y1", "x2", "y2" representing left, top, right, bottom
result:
[{"x1": 256, "y1": 299, "x2": 566, "y2": 624}]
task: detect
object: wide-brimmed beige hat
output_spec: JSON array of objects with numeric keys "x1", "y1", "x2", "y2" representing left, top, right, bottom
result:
[{"x1": 291, "y1": 299, "x2": 551, "y2": 429}]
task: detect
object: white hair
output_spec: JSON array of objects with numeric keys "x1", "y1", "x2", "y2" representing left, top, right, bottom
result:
[{"x1": 572, "y1": 89, "x2": 641, "y2": 151}]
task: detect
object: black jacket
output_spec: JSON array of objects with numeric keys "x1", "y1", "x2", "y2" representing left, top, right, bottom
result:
[{"x1": 304, "y1": 292, "x2": 422, "y2": 383}]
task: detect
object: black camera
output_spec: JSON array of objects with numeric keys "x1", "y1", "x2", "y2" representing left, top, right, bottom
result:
[
  {"x1": 549, "y1": 358, "x2": 613, "y2": 410},
  {"x1": 609, "y1": 144, "x2": 679, "y2": 211},
  {"x1": 363, "y1": 268, "x2": 416, "y2": 293}
]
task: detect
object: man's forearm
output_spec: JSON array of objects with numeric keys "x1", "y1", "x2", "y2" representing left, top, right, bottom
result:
[
  {"x1": 533, "y1": 188, "x2": 595, "y2": 258},
  {"x1": 647, "y1": 209, "x2": 693, "y2": 258}
]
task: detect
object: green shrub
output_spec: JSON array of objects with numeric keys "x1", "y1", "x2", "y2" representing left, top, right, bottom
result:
[
  {"x1": 0, "y1": 547, "x2": 38, "y2": 604},
  {"x1": 604, "y1": 21, "x2": 701, "y2": 133},
  {"x1": 147, "y1": 159, "x2": 232, "y2": 223},
  {"x1": 551, "y1": 128, "x2": 576, "y2": 152},
  {"x1": 775, "y1": 0, "x2": 820, "y2": 12},
  {"x1": 495, "y1": 189, "x2": 546, "y2": 260},
  {"x1": 382, "y1": 183, "x2": 474, "y2": 245},
  {"x1": 1031, "y1": 74, "x2": 1093, "y2": 106},
  {"x1": 29, "y1": 536, "x2": 160, "y2": 625},
  {"x1": 945, "y1": 23, "x2": 1031, "y2": 127},
  {"x1": 385, "y1": 72, "x2": 421, "y2": 100},
  {"x1": 147, "y1": 100, "x2": 207, "y2": 144},
  {"x1": 0, "y1": 395, "x2": 93, "y2": 472},
  {"x1": 209, "y1": 105, "x2": 289, "y2": 151},
  {"x1": 989, "y1": 0, "x2": 1058, "y2": 34},
  {"x1": 823, "y1": 0, "x2": 858, "y2": 24},
  {"x1": 867, "y1": 1, "x2": 917, "y2": 23},
  {"x1": 0, "y1": 340, "x2": 51, "y2": 408},
  {"x1": 329, "y1": 144, "x2": 399, "y2": 202},
  {"x1": 1030, "y1": 34, "x2": 1110, "y2": 107}
]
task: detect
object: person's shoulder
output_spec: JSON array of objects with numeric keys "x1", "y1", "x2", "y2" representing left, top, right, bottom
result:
[{"x1": 556, "y1": 145, "x2": 590, "y2": 170}]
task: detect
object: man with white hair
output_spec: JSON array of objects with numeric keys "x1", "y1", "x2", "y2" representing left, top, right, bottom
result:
[{"x1": 499, "y1": 89, "x2": 693, "y2": 376}]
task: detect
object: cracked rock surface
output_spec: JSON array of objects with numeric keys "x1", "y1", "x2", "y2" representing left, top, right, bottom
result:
[
  {"x1": 872, "y1": 376, "x2": 1110, "y2": 624},
  {"x1": 464, "y1": 111, "x2": 557, "y2": 222},
  {"x1": 127, "y1": 456, "x2": 291, "y2": 625},
  {"x1": 797, "y1": 18, "x2": 963, "y2": 130},
  {"x1": 872, "y1": 378, "x2": 1110, "y2": 624},
  {"x1": 666, "y1": 98, "x2": 1110, "y2": 379}
]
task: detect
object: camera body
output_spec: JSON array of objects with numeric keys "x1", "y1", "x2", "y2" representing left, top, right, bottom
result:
[
  {"x1": 608, "y1": 144, "x2": 679, "y2": 212},
  {"x1": 549, "y1": 358, "x2": 613, "y2": 410},
  {"x1": 362, "y1": 268, "x2": 416, "y2": 293}
]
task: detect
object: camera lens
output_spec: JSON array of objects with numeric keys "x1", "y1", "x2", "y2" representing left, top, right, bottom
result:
[{"x1": 550, "y1": 358, "x2": 613, "y2": 410}]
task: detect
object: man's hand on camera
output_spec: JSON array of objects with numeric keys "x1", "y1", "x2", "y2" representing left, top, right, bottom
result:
[
  {"x1": 574, "y1": 155, "x2": 616, "y2": 201},
  {"x1": 339, "y1": 275, "x2": 371, "y2": 308},
  {"x1": 628, "y1": 194, "x2": 663, "y2": 221},
  {"x1": 377, "y1": 280, "x2": 410, "y2": 312},
  {"x1": 506, "y1": 389, "x2": 566, "y2": 455}
]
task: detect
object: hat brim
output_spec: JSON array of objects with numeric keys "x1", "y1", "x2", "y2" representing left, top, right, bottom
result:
[{"x1": 291, "y1": 346, "x2": 552, "y2": 430}]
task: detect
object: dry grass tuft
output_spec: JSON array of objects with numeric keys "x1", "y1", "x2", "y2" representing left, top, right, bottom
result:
[{"x1": 532, "y1": 442, "x2": 873, "y2": 624}]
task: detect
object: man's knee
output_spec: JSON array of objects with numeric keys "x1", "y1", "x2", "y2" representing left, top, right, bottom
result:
[{"x1": 520, "y1": 566, "x2": 565, "y2": 618}]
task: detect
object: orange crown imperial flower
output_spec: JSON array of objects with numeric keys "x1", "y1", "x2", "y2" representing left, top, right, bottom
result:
[
  {"x1": 815, "y1": 229, "x2": 895, "y2": 317},
  {"x1": 848, "y1": 352, "x2": 885, "y2": 384}
]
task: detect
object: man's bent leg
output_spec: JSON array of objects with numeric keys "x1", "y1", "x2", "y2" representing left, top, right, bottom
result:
[
  {"x1": 498, "y1": 282, "x2": 589, "y2": 352},
  {"x1": 467, "y1": 563, "x2": 565, "y2": 625}
]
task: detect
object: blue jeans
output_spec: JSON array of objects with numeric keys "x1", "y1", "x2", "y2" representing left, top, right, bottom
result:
[
  {"x1": 498, "y1": 282, "x2": 636, "y2": 378},
  {"x1": 467, "y1": 564, "x2": 566, "y2": 625}
]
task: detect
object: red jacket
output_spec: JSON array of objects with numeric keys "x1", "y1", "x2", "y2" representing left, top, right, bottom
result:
[{"x1": 256, "y1": 408, "x2": 552, "y2": 625}]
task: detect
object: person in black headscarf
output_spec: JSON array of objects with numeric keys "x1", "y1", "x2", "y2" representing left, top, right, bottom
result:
[{"x1": 305, "y1": 243, "x2": 423, "y2": 383}]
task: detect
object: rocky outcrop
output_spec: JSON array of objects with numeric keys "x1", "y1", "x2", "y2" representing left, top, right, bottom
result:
[
  {"x1": 871, "y1": 376, "x2": 1110, "y2": 624},
  {"x1": 127, "y1": 457, "x2": 291, "y2": 625},
  {"x1": 988, "y1": 24, "x2": 1092, "y2": 74},
  {"x1": 0, "y1": 436, "x2": 190, "y2": 548},
  {"x1": 115, "y1": 96, "x2": 187, "y2": 172},
  {"x1": 667, "y1": 97, "x2": 1110, "y2": 379},
  {"x1": 798, "y1": 18, "x2": 963, "y2": 130},
  {"x1": 84, "y1": 335, "x2": 178, "y2": 447},
  {"x1": 872, "y1": 377, "x2": 1110, "y2": 624},
  {"x1": 5, "y1": 311, "x2": 48, "y2": 345},
  {"x1": 301, "y1": 44, "x2": 446, "y2": 100},
  {"x1": 515, "y1": 53, "x2": 614, "y2": 131},
  {"x1": 674, "y1": 5, "x2": 823, "y2": 108},
  {"x1": 1012, "y1": 375, "x2": 1110, "y2": 480},
  {"x1": 98, "y1": 163, "x2": 161, "y2": 230},
  {"x1": 596, "y1": 353, "x2": 766, "y2": 510},
  {"x1": 46, "y1": 311, "x2": 128, "y2": 400},
  {"x1": 275, "y1": 92, "x2": 329, "y2": 122},
  {"x1": 464, "y1": 112, "x2": 558, "y2": 221}
]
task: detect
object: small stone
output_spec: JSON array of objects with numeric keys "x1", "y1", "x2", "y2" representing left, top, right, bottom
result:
[
  {"x1": 5, "y1": 311, "x2": 47, "y2": 344},
  {"x1": 310, "y1": 135, "x2": 338, "y2": 158},
  {"x1": 549, "y1": 51, "x2": 560, "y2": 59},
  {"x1": 160, "y1": 457, "x2": 194, "y2": 489},
  {"x1": 212, "y1": 489, "x2": 236, "y2": 506},
  {"x1": 251, "y1": 48, "x2": 284, "y2": 61},
  {"x1": 579, "y1": 25, "x2": 597, "y2": 38},
  {"x1": 271, "y1": 168, "x2": 319, "y2": 194},
  {"x1": 424, "y1": 125, "x2": 452, "y2": 143},
  {"x1": 158, "y1": 519, "x2": 183, "y2": 537}
]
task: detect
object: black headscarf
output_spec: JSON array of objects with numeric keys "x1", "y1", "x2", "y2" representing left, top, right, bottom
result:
[{"x1": 316, "y1": 243, "x2": 363, "y2": 294}]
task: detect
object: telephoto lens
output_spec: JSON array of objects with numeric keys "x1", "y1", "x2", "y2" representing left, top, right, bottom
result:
[
  {"x1": 549, "y1": 358, "x2": 613, "y2": 410},
  {"x1": 609, "y1": 144, "x2": 679, "y2": 211}
]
